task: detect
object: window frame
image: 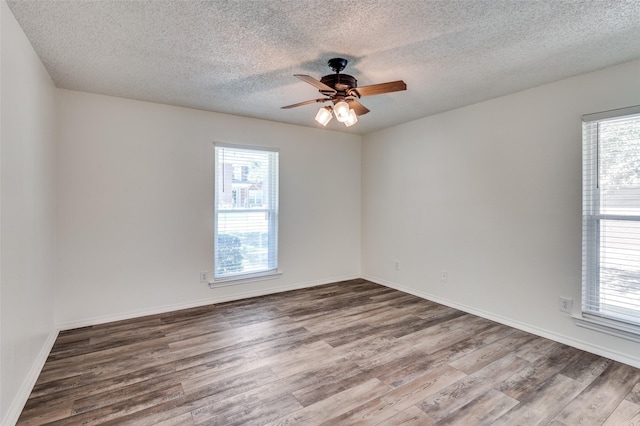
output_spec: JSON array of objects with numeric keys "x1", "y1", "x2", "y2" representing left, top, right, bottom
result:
[
  {"x1": 212, "y1": 143, "x2": 280, "y2": 285},
  {"x1": 578, "y1": 105, "x2": 640, "y2": 342}
]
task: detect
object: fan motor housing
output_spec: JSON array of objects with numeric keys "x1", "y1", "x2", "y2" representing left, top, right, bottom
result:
[{"x1": 320, "y1": 74, "x2": 357, "y2": 93}]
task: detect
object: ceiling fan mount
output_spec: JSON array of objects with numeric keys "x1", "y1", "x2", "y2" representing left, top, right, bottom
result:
[
  {"x1": 327, "y1": 57, "x2": 348, "y2": 73},
  {"x1": 282, "y1": 57, "x2": 407, "y2": 127}
]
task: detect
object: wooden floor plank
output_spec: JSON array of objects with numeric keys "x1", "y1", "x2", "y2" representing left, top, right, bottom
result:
[
  {"x1": 559, "y1": 349, "x2": 613, "y2": 384},
  {"x1": 496, "y1": 343, "x2": 583, "y2": 401},
  {"x1": 16, "y1": 279, "x2": 640, "y2": 425},
  {"x1": 603, "y1": 399, "x2": 640, "y2": 425},
  {"x1": 416, "y1": 353, "x2": 529, "y2": 421},
  {"x1": 366, "y1": 350, "x2": 445, "y2": 389},
  {"x1": 291, "y1": 364, "x2": 378, "y2": 407},
  {"x1": 436, "y1": 388, "x2": 519, "y2": 425},
  {"x1": 398, "y1": 314, "x2": 497, "y2": 355},
  {"x1": 628, "y1": 383, "x2": 640, "y2": 404},
  {"x1": 153, "y1": 412, "x2": 195, "y2": 426},
  {"x1": 47, "y1": 384, "x2": 185, "y2": 425},
  {"x1": 553, "y1": 361, "x2": 640, "y2": 425},
  {"x1": 491, "y1": 373, "x2": 585, "y2": 426},
  {"x1": 321, "y1": 364, "x2": 466, "y2": 425},
  {"x1": 265, "y1": 378, "x2": 391, "y2": 426},
  {"x1": 190, "y1": 388, "x2": 302, "y2": 426},
  {"x1": 448, "y1": 330, "x2": 536, "y2": 374},
  {"x1": 373, "y1": 405, "x2": 437, "y2": 426}
]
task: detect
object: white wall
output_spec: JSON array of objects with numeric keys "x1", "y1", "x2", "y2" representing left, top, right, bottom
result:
[
  {"x1": 1, "y1": 1, "x2": 57, "y2": 423},
  {"x1": 4, "y1": 0, "x2": 640, "y2": 418},
  {"x1": 55, "y1": 90, "x2": 361, "y2": 327},
  {"x1": 362, "y1": 58, "x2": 640, "y2": 367}
]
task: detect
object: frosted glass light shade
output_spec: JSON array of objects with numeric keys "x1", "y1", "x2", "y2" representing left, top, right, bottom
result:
[
  {"x1": 315, "y1": 107, "x2": 333, "y2": 126},
  {"x1": 344, "y1": 109, "x2": 358, "y2": 127},
  {"x1": 334, "y1": 101, "x2": 350, "y2": 122}
]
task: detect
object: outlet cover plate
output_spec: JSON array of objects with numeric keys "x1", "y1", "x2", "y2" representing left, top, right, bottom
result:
[{"x1": 559, "y1": 297, "x2": 573, "y2": 313}]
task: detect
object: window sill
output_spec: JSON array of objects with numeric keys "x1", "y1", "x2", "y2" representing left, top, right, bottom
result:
[
  {"x1": 573, "y1": 314, "x2": 640, "y2": 344},
  {"x1": 209, "y1": 270, "x2": 282, "y2": 288}
]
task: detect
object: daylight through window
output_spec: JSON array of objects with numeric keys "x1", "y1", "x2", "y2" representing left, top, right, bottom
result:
[
  {"x1": 582, "y1": 106, "x2": 640, "y2": 336},
  {"x1": 214, "y1": 144, "x2": 279, "y2": 282}
]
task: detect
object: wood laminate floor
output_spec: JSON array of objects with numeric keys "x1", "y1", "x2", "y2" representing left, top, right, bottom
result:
[{"x1": 17, "y1": 279, "x2": 640, "y2": 425}]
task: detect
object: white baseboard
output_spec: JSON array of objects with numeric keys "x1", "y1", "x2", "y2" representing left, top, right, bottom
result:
[
  {"x1": 2, "y1": 328, "x2": 59, "y2": 426},
  {"x1": 57, "y1": 274, "x2": 361, "y2": 331},
  {"x1": 363, "y1": 274, "x2": 640, "y2": 369}
]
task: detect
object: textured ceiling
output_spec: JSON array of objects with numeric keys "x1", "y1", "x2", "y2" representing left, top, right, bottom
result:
[{"x1": 6, "y1": 0, "x2": 640, "y2": 134}]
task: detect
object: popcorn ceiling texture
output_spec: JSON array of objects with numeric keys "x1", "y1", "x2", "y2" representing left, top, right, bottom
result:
[{"x1": 6, "y1": 0, "x2": 640, "y2": 134}]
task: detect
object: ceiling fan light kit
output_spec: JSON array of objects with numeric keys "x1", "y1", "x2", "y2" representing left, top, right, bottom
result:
[
  {"x1": 315, "y1": 106, "x2": 333, "y2": 126},
  {"x1": 283, "y1": 58, "x2": 406, "y2": 128},
  {"x1": 334, "y1": 101, "x2": 350, "y2": 122},
  {"x1": 344, "y1": 109, "x2": 358, "y2": 127}
]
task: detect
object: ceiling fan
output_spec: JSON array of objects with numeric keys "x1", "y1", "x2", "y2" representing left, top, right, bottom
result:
[{"x1": 282, "y1": 58, "x2": 407, "y2": 127}]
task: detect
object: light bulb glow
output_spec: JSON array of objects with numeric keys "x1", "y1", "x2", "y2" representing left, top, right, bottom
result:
[
  {"x1": 334, "y1": 101, "x2": 350, "y2": 122},
  {"x1": 315, "y1": 107, "x2": 333, "y2": 126},
  {"x1": 344, "y1": 109, "x2": 358, "y2": 127}
]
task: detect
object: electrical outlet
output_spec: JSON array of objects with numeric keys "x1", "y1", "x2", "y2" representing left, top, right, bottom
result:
[
  {"x1": 200, "y1": 271, "x2": 208, "y2": 283},
  {"x1": 441, "y1": 271, "x2": 448, "y2": 282},
  {"x1": 394, "y1": 260, "x2": 400, "y2": 271},
  {"x1": 559, "y1": 297, "x2": 573, "y2": 313}
]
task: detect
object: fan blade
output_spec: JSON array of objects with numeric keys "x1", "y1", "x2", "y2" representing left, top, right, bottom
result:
[
  {"x1": 294, "y1": 74, "x2": 337, "y2": 95},
  {"x1": 281, "y1": 98, "x2": 331, "y2": 109},
  {"x1": 347, "y1": 99, "x2": 370, "y2": 116},
  {"x1": 354, "y1": 80, "x2": 406, "y2": 97}
]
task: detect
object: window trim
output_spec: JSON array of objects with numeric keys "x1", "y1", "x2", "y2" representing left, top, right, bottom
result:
[
  {"x1": 574, "y1": 314, "x2": 640, "y2": 344},
  {"x1": 212, "y1": 142, "x2": 279, "y2": 284},
  {"x1": 582, "y1": 105, "x2": 640, "y2": 123},
  {"x1": 580, "y1": 105, "x2": 640, "y2": 340},
  {"x1": 209, "y1": 269, "x2": 283, "y2": 287}
]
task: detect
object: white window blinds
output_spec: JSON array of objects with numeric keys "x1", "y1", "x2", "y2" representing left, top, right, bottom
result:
[
  {"x1": 582, "y1": 106, "x2": 640, "y2": 334},
  {"x1": 214, "y1": 144, "x2": 279, "y2": 282}
]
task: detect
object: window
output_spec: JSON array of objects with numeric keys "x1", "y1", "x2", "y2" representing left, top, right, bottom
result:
[
  {"x1": 581, "y1": 106, "x2": 640, "y2": 339},
  {"x1": 214, "y1": 144, "x2": 279, "y2": 282}
]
